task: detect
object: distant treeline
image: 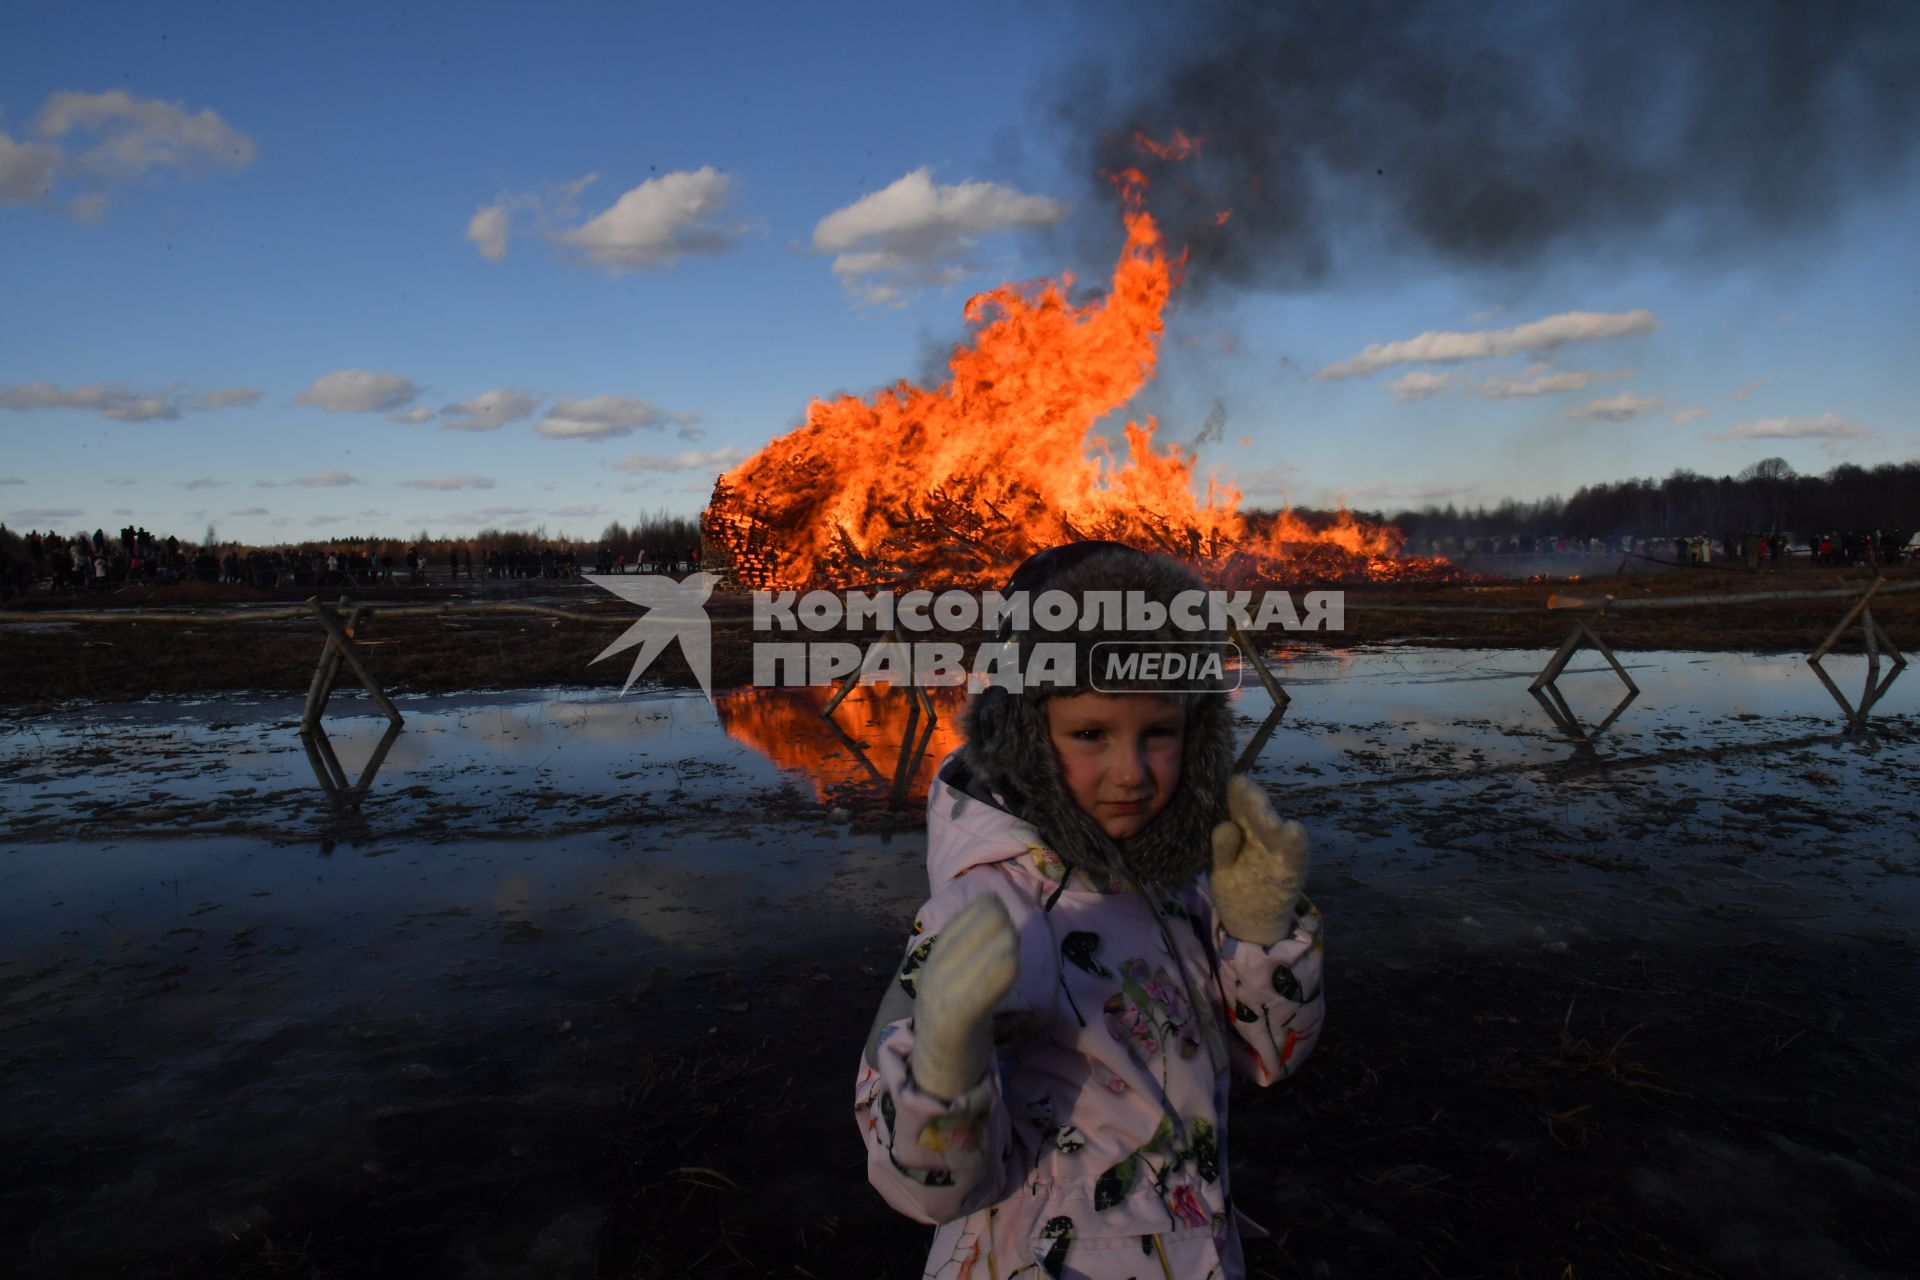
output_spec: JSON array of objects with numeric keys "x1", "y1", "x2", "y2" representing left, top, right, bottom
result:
[
  {"x1": 1364, "y1": 459, "x2": 1918, "y2": 543},
  {"x1": 596, "y1": 512, "x2": 703, "y2": 551}
]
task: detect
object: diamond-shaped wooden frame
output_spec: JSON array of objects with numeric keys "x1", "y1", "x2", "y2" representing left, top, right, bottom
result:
[
  {"x1": 1807, "y1": 581, "x2": 1906, "y2": 736},
  {"x1": 299, "y1": 596, "x2": 405, "y2": 807},
  {"x1": 817, "y1": 630, "x2": 939, "y2": 806},
  {"x1": 1529, "y1": 608, "x2": 1641, "y2": 748},
  {"x1": 300, "y1": 718, "x2": 404, "y2": 809}
]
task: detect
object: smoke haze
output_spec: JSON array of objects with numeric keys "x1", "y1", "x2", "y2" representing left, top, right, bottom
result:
[{"x1": 1055, "y1": 0, "x2": 1920, "y2": 294}]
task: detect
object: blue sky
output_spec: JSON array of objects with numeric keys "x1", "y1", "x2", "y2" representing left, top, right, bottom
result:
[{"x1": 5, "y1": 0, "x2": 1917, "y2": 545}]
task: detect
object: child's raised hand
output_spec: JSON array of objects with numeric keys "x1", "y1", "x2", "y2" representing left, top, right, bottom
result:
[
  {"x1": 1209, "y1": 774, "x2": 1311, "y2": 947},
  {"x1": 909, "y1": 894, "x2": 1020, "y2": 1101}
]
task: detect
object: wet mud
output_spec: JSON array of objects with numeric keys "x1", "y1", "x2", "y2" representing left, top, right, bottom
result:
[
  {"x1": 3, "y1": 566, "x2": 1914, "y2": 708},
  {"x1": 2, "y1": 649, "x2": 1916, "y2": 1277}
]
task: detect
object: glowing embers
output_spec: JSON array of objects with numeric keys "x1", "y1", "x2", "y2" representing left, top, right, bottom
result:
[
  {"x1": 1806, "y1": 580, "x2": 1907, "y2": 738},
  {"x1": 1529, "y1": 608, "x2": 1641, "y2": 750}
]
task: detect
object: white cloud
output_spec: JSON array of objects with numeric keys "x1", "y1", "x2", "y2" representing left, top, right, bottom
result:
[
  {"x1": 1563, "y1": 392, "x2": 1665, "y2": 422},
  {"x1": 195, "y1": 387, "x2": 261, "y2": 410},
  {"x1": 537, "y1": 395, "x2": 695, "y2": 441},
  {"x1": 0, "y1": 380, "x2": 241, "y2": 422},
  {"x1": 1671, "y1": 408, "x2": 1709, "y2": 426},
  {"x1": 607, "y1": 445, "x2": 747, "y2": 473},
  {"x1": 556, "y1": 167, "x2": 746, "y2": 272},
  {"x1": 0, "y1": 477, "x2": 25, "y2": 485},
  {"x1": 1477, "y1": 366, "x2": 1630, "y2": 399},
  {"x1": 0, "y1": 131, "x2": 62, "y2": 204},
  {"x1": 549, "y1": 504, "x2": 605, "y2": 518},
  {"x1": 3, "y1": 91, "x2": 254, "y2": 216},
  {"x1": 180, "y1": 478, "x2": 227, "y2": 490},
  {"x1": 467, "y1": 203, "x2": 509, "y2": 260},
  {"x1": 1386, "y1": 370, "x2": 1451, "y2": 401},
  {"x1": 12, "y1": 90, "x2": 256, "y2": 218},
  {"x1": 37, "y1": 89, "x2": 257, "y2": 177},
  {"x1": 288, "y1": 471, "x2": 360, "y2": 488},
  {"x1": 1728, "y1": 375, "x2": 1772, "y2": 400},
  {"x1": 441, "y1": 388, "x2": 539, "y2": 431},
  {"x1": 812, "y1": 168, "x2": 1066, "y2": 305},
  {"x1": 401, "y1": 475, "x2": 496, "y2": 491},
  {"x1": 294, "y1": 369, "x2": 422, "y2": 414},
  {"x1": 1321, "y1": 310, "x2": 1657, "y2": 379},
  {"x1": 228, "y1": 506, "x2": 269, "y2": 516},
  {"x1": 387, "y1": 407, "x2": 435, "y2": 424},
  {"x1": 7, "y1": 507, "x2": 83, "y2": 522},
  {"x1": 1708, "y1": 412, "x2": 1872, "y2": 456}
]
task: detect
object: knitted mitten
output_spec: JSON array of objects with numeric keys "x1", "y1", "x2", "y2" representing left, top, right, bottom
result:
[
  {"x1": 909, "y1": 895, "x2": 1020, "y2": 1101},
  {"x1": 1209, "y1": 774, "x2": 1311, "y2": 947}
]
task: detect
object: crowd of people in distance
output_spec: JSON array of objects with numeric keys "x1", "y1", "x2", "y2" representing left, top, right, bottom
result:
[
  {"x1": 5, "y1": 519, "x2": 1911, "y2": 603},
  {"x1": 1419, "y1": 529, "x2": 1911, "y2": 568},
  {"x1": 0, "y1": 524, "x2": 609, "y2": 599},
  {"x1": 590, "y1": 545, "x2": 701, "y2": 576}
]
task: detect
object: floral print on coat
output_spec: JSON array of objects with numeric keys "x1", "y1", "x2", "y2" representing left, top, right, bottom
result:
[{"x1": 856, "y1": 761, "x2": 1326, "y2": 1280}]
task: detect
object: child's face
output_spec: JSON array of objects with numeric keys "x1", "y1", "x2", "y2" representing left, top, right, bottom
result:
[{"x1": 1044, "y1": 692, "x2": 1185, "y2": 840}]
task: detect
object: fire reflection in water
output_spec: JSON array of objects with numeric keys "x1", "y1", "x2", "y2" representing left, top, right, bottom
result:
[{"x1": 715, "y1": 683, "x2": 968, "y2": 804}]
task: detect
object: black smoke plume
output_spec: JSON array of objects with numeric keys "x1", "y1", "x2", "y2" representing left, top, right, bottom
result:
[{"x1": 1056, "y1": 0, "x2": 1920, "y2": 294}]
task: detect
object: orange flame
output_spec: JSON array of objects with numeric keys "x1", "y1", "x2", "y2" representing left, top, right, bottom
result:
[
  {"x1": 1133, "y1": 129, "x2": 1205, "y2": 161},
  {"x1": 705, "y1": 172, "x2": 1455, "y2": 589},
  {"x1": 717, "y1": 684, "x2": 964, "y2": 802}
]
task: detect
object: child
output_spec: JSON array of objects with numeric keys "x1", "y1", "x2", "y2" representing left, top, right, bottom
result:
[{"x1": 856, "y1": 542, "x2": 1325, "y2": 1279}]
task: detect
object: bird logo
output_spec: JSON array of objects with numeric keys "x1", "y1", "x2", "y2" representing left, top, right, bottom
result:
[{"x1": 584, "y1": 572, "x2": 719, "y2": 701}]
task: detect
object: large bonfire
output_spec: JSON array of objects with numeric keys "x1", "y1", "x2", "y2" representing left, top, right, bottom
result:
[{"x1": 704, "y1": 156, "x2": 1453, "y2": 590}]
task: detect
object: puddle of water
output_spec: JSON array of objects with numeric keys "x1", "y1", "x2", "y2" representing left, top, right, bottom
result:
[
  {"x1": 2, "y1": 649, "x2": 1910, "y2": 831},
  {"x1": 2, "y1": 648, "x2": 1915, "y2": 1275}
]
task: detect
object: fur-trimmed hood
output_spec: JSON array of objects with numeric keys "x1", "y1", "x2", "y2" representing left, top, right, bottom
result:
[{"x1": 955, "y1": 543, "x2": 1233, "y2": 891}]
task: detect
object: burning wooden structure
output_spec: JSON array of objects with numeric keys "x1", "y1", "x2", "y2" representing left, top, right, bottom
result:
[{"x1": 702, "y1": 166, "x2": 1457, "y2": 592}]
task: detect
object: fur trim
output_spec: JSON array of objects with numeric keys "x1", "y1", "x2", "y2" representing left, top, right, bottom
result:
[{"x1": 958, "y1": 545, "x2": 1233, "y2": 890}]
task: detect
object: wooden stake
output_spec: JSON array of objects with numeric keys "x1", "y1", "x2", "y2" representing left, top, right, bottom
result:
[
  {"x1": 1530, "y1": 624, "x2": 1585, "y2": 693},
  {"x1": 302, "y1": 596, "x2": 365, "y2": 730},
  {"x1": 353, "y1": 721, "x2": 405, "y2": 801},
  {"x1": 299, "y1": 725, "x2": 350, "y2": 798},
  {"x1": 1809, "y1": 577, "x2": 1884, "y2": 663},
  {"x1": 1871, "y1": 612, "x2": 1907, "y2": 670},
  {"x1": 1576, "y1": 618, "x2": 1640, "y2": 696},
  {"x1": 1227, "y1": 619, "x2": 1289, "y2": 709},
  {"x1": 818, "y1": 711, "x2": 889, "y2": 788},
  {"x1": 822, "y1": 628, "x2": 902, "y2": 718},
  {"x1": 314, "y1": 602, "x2": 368, "y2": 712},
  {"x1": 1234, "y1": 703, "x2": 1289, "y2": 773},
  {"x1": 308, "y1": 598, "x2": 404, "y2": 726}
]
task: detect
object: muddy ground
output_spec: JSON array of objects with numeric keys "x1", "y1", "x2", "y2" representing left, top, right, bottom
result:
[
  {"x1": 1, "y1": 565, "x2": 1914, "y2": 708},
  {"x1": 2, "y1": 644, "x2": 1917, "y2": 1277}
]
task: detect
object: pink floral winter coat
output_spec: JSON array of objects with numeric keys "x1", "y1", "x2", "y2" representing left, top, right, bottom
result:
[{"x1": 856, "y1": 763, "x2": 1326, "y2": 1279}]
